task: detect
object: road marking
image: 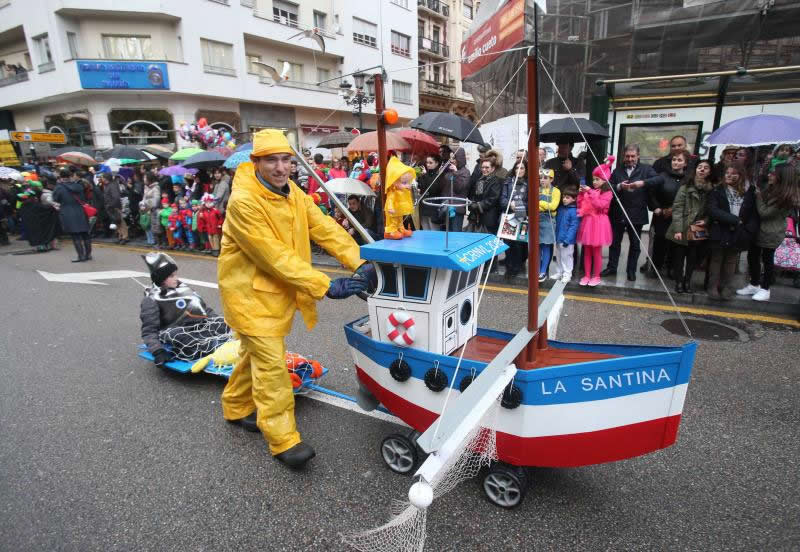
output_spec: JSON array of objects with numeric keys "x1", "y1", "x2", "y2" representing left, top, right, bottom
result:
[
  {"x1": 37, "y1": 269, "x2": 219, "y2": 289},
  {"x1": 301, "y1": 389, "x2": 407, "y2": 426},
  {"x1": 92, "y1": 242, "x2": 800, "y2": 327}
]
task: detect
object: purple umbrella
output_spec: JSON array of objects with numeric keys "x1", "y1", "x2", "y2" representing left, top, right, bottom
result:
[
  {"x1": 703, "y1": 114, "x2": 800, "y2": 147},
  {"x1": 158, "y1": 165, "x2": 198, "y2": 177}
]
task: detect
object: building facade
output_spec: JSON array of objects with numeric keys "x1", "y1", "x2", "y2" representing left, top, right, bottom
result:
[
  {"x1": 0, "y1": 0, "x2": 419, "y2": 154},
  {"x1": 417, "y1": 0, "x2": 477, "y2": 121}
]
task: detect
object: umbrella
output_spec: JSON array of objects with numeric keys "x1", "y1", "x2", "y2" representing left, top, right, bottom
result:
[
  {"x1": 702, "y1": 114, "x2": 800, "y2": 147},
  {"x1": 170, "y1": 147, "x2": 205, "y2": 161},
  {"x1": 57, "y1": 151, "x2": 96, "y2": 166},
  {"x1": 0, "y1": 167, "x2": 22, "y2": 181},
  {"x1": 211, "y1": 146, "x2": 234, "y2": 158},
  {"x1": 102, "y1": 158, "x2": 122, "y2": 173},
  {"x1": 224, "y1": 150, "x2": 252, "y2": 169},
  {"x1": 50, "y1": 146, "x2": 99, "y2": 159},
  {"x1": 101, "y1": 145, "x2": 150, "y2": 161},
  {"x1": 158, "y1": 165, "x2": 198, "y2": 177},
  {"x1": 118, "y1": 158, "x2": 143, "y2": 165},
  {"x1": 346, "y1": 131, "x2": 411, "y2": 153},
  {"x1": 142, "y1": 144, "x2": 175, "y2": 158},
  {"x1": 409, "y1": 112, "x2": 484, "y2": 145},
  {"x1": 234, "y1": 142, "x2": 252, "y2": 152},
  {"x1": 324, "y1": 177, "x2": 375, "y2": 197},
  {"x1": 182, "y1": 150, "x2": 227, "y2": 170},
  {"x1": 318, "y1": 131, "x2": 356, "y2": 149},
  {"x1": 394, "y1": 129, "x2": 440, "y2": 155},
  {"x1": 539, "y1": 117, "x2": 609, "y2": 143}
]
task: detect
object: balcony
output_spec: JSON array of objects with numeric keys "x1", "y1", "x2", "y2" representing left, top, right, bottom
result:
[
  {"x1": 419, "y1": 79, "x2": 454, "y2": 97},
  {"x1": 417, "y1": 0, "x2": 449, "y2": 18},
  {"x1": 0, "y1": 71, "x2": 29, "y2": 88},
  {"x1": 418, "y1": 36, "x2": 449, "y2": 58},
  {"x1": 203, "y1": 64, "x2": 236, "y2": 76}
]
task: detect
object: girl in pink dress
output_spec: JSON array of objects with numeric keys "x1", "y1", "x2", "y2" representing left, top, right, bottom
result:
[{"x1": 577, "y1": 156, "x2": 615, "y2": 286}]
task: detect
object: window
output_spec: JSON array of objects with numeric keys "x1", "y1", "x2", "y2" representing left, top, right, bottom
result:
[
  {"x1": 66, "y1": 32, "x2": 79, "y2": 59},
  {"x1": 432, "y1": 65, "x2": 441, "y2": 83},
  {"x1": 432, "y1": 25, "x2": 440, "y2": 44},
  {"x1": 456, "y1": 270, "x2": 468, "y2": 292},
  {"x1": 313, "y1": 10, "x2": 327, "y2": 31},
  {"x1": 391, "y1": 0, "x2": 409, "y2": 7},
  {"x1": 392, "y1": 80, "x2": 412, "y2": 104},
  {"x1": 378, "y1": 263, "x2": 398, "y2": 296},
  {"x1": 246, "y1": 53, "x2": 261, "y2": 74},
  {"x1": 102, "y1": 35, "x2": 153, "y2": 60},
  {"x1": 403, "y1": 266, "x2": 430, "y2": 300},
  {"x1": 353, "y1": 17, "x2": 377, "y2": 48},
  {"x1": 391, "y1": 31, "x2": 410, "y2": 57},
  {"x1": 273, "y1": 0, "x2": 299, "y2": 28},
  {"x1": 317, "y1": 67, "x2": 334, "y2": 87},
  {"x1": 447, "y1": 271, "x2": 459, "y2": 298},
  {"x1": 34, "y1": 35, "x2": 52, "y2": 64},
  {"x1": 201, "y1": 38, "x2": 235, "y2": 75},
  {"x1": 467, "y1": 266, "x2": 479, "y2": 286},
  {"x1": 278, "y1": 60, "x2": 303, "y2": 81},
  {"x1": 463, "y1": 0, "x2": 473, "y2": 19},
  {"x1": 418, "y1": 20, "x2": 425, "y2": 39}
]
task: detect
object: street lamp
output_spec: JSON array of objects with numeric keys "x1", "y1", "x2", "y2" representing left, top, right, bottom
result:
[{"x1": 339, "y1": 72, "x2": 374, "y2": 133}]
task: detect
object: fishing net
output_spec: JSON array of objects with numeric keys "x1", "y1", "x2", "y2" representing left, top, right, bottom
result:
[
  {"x1": 158, "y1": 316, "x2": 233, "y2": 361},
  {"x1": 341, "y1": 398, "x2": 500, "y2": 552}
]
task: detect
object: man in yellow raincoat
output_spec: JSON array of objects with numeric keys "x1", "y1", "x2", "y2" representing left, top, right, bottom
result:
[
  {"x1": 383, "y1": 156, "x2": 416, "y2": 239},
  {"x1": 218, "y1": 129, "x2": 374, "y2": 469}
]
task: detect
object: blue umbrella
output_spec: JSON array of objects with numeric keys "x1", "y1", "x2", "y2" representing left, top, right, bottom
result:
[
  {"x1": 234, "y1": 142, "x2": 252, "y2": 152},
  {"x1": 224, "y1": 150, "x2": 251, "y2": 169},
  {"x1": 703, "y1": 114, "x2": 800, "y2": 147}
]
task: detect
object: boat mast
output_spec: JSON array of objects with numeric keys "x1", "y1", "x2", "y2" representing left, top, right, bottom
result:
[{"x1": 374, "y1": 72, "x2": 388, "y2": 209}]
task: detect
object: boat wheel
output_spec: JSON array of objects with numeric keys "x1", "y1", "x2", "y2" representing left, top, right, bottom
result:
[
  {"x1": 482, "y1": 463, "x2": 528, "y2": 509},
  {"x1": 389, "y1": 358, "x2": 411, "y2": 382},
  {"x1": 381, "y1": 433, "x2": 419, "y2": 475}
]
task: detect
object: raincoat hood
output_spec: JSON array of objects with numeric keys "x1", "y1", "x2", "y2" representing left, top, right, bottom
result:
[
  {"x1": 454, "y1": 149, "x2": 466, "y2": 170},
  {"x1": 385, "y1": 157, "x2": 416, "y2": 192}
]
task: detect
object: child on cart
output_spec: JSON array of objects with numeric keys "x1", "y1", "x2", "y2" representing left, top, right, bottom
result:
[{"x1": 140, "y1": 252, "x2": 230, "y2": 368}]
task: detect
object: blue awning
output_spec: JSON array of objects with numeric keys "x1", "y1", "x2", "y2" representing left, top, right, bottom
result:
[{"x1": 359, "y1": 231, "x2": 509, "y2": 272}]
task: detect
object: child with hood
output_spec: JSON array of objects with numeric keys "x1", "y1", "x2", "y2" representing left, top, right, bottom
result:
[
  {"x1": 553, "y1": 185, "x2": 579, "y2": 283},
  {"x1": 577, "y1": 156, "x2": 615, "y2": 286},
  {"x1": 383, "y1": 156, "x2": 416, "y2": 240}
]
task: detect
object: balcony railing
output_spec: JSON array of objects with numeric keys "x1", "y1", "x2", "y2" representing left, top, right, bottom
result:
[
  {"x1": 240, "y1": 0, "x2": 254, "y2": 6},
  {"x1": 417, "y1": 0, "x2": 449, "y2": 17},
  {"x1": 38, "y1": 61, "x2": 55, "y2": 73},
  {"x1": 418, "y1": 36, "x2": 449, "y2": 57},
  {"x1": 204, "y1": 64, "x2": 236, "y2": 76},
  {"x1": 419, "y1": 79, "x2": 454, "y2": 97},
  {"x1": 0, "y1": 71, "x2": 29, "y2": 88}
]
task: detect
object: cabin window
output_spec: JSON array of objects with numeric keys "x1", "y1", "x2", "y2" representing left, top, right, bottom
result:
[
  {"x1": 457, "y1": 270, "x2": 468, "y2": 293},
  {"x1": 467, "y1": 266, "x2": 479, "y2": 286},
  {"x1": 460, "y1": 299, "x2": 472, "y2": 325},
  {"x1": 378, "y1": 262, "x2": 398, "y2": 296},
  {"x1": 403, "y1": 266, "x2": 430, "y2": 300},
  {"x1": 446, "y1": 271, "x2": 459, "y2": 298}
]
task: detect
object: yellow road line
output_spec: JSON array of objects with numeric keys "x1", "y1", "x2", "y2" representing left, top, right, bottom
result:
[{"x1": 97, "y1": 243, "x2": 799, "y2": 327}]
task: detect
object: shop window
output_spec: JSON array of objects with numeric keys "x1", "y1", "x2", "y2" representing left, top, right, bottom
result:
[
  {"x1": 44, "y1": 110, "x2": 93, "y2": 147},
  {"x1": 102, "y1": 35, "x2": 153, "y2": 60},
  {"x1": 378, "y1": 262, "x2": 398, "y2": 297},
  {"x1": 108, "y1": 109, "x2": 173, "y2": 145},
  {"x1": 403, "y1": 266, "x2": 430, "y2": 300}
]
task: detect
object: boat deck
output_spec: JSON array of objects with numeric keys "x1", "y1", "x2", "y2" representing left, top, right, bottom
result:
[{"x1": 450, "y1": 334, "x2": 619, "y2": 367}]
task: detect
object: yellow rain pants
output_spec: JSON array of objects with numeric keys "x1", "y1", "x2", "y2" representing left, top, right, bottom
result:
[{"x1": 221, "y1": 334, "x2": 300, "y2": 455}]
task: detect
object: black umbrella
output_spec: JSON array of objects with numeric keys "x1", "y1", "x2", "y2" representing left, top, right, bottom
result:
[
  {"x1": 539, "y1": 118, "x2": 608, "y2": 143},
  {"x1": 101, "y1": 145, "x2": 150, "y2": 161},
  {"x1": 182, "y1": 150, "x2": 226, "y2": 170},
  {"x1": 317, "y1": 131, "x2": 356, "y2": 149},
  {"x1": 409, "y1": 112, "x2": 485, "y2": 145}
]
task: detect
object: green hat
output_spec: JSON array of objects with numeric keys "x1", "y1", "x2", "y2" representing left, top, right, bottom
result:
[
  {"x1": 191, "y1": 199, "x2": 201, "y2": 206},
  {"x1": 769, "y1": 158, "x2": 787, "y2": 173}
]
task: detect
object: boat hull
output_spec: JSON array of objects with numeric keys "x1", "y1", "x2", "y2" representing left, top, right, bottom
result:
[{"x1": 345, "y1": 318, "x2": 696, "y2": 468}]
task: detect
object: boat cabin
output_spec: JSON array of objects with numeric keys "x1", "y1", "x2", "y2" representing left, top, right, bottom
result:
[{"x1": 358, "y1": 231, "x2": 508, "y2": 355}]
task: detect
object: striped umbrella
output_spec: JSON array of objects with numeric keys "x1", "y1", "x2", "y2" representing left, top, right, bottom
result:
[
  {"x1": 57, "y1": 151, "x2": 97, "y2": 166},
  {"x1": 223, "y1": 150, "x2": 252, "y2": 169}
]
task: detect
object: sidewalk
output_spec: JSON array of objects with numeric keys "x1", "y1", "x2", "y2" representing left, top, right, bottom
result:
[{"x1": 37, "y1": 234, "x2": 798, "y2": 320}]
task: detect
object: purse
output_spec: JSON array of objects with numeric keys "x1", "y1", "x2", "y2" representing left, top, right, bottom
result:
[
  {"x1": 687, "y1": 223, "x2": 707, "y2": 241},
  {"x1": 72, "y1": 192, "x2": 98, "y2": 218}
]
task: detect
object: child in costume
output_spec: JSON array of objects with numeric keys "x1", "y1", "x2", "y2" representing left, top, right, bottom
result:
[
  {"x1": 190, "y1": 200, "x2": 202, "y2": 250},
  {"x1": 537, "y1": 168, "x2": 561, "y2": 282},
  {"x1": 168, "y1": 200, "x2": 184, "y2": 249},
  {"x1": 383, "y1": 156, "x2": 416, "y2": 240},
  {"x1": 179, "y1": 198, "x2": 195, "y2": 249},
  {"x1": 577, "y1": 156, "x2": 615, "y2": 287},
  {"x1": 139, "y1": 252, "x2": 230, "y2": 367},
  {"x1": 201, "y1": 193, "x2": 223, "y2": 257},
  {"x1": 138, "y1": 200, "x2": 154, "y2": 245},
  {"x1": 553, "y1": 185, "x2": 580, "y2": 283},
  {"x1": 159, "y1": 199, "x2": 174, "y2": 248}
]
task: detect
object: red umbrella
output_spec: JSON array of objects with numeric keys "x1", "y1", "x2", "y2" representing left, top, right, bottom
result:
[
  {"x1": 394, "y1": 129, "x2": 440, "y2": 155},
  {"x1": 346, "y1": 131, "x2": 411, "y2": 153},
  {"x1": 57, "y1": 151, "x2": 97, "y2": 166}
]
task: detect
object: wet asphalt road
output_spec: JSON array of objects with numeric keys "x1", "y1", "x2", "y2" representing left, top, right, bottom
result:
[{"x1": 0, "y1": 244, "x2": 798, "y2": 551}]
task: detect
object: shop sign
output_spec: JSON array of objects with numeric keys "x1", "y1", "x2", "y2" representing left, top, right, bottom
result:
[
  {"x1": 76, "y1": 60, "x2": 170, "y2": 90},
  {"x1": 9, "y1": 131, "x2": 67, "y2": 144},
  {"x1": 0, "y1": 130, "x2": 21, "y2": 166},
  {"x1": 461, "y1": 0, "x2": 531, "y2": 79}
]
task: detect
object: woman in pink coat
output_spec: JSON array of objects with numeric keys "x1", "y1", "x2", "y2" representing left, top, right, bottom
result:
[{"x1": 577, "y1": 156, "x2": 615, "y2": 286}]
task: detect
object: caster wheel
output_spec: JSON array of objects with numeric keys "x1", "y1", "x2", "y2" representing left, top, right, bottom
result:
[
  {"x1": 483, "y1": 463, "x2": 528, "y2": 509},
  {"x1": 381, "y1": 433, "x2": 419, "y2": 475}
]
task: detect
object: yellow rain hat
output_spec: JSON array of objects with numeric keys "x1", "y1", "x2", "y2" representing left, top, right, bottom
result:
[{"x1": 252, "y1": 129, "x2": 293, "y2": 157}]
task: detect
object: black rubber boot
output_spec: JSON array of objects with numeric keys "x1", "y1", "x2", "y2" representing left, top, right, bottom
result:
[
  {"x1": 683, "y1": 276, "x2": 693, "y2": 294},
  {"x1": 275, "y1": 442, "x2": 316, "y2": 469},
  {"x1": 83, "y1": 236, "x2": 92, "y2": 261},
  {"x1": 227, "y1": 412, "x2": 259, "y2": 432},
  {"x1": 71, "y1": 235, "x2": 86, "y2": 262}
]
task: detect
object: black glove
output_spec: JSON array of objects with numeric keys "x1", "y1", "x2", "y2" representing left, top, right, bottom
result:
[
  {"x1": 153, "y1": 349, "x2": 170, "y2": 367},
  {"x1": 327, "y1": 277, "x2": 367, "y2": 299},
  {"x1": 353, "y1": 262, "x2": 377, "y2": 291}
]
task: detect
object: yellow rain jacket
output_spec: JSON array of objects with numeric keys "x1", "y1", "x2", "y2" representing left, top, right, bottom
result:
[
  {"x1": 218, "y1": 162, "x2": 363, "y2": 337},
  {"x1": 384, "y1": 157, "x2": 415, "y2": 217}
]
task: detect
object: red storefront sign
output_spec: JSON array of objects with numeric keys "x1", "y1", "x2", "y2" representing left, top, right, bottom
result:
[{"x1": 461, "y1": 0, "x2": 526, "y2": 79}]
